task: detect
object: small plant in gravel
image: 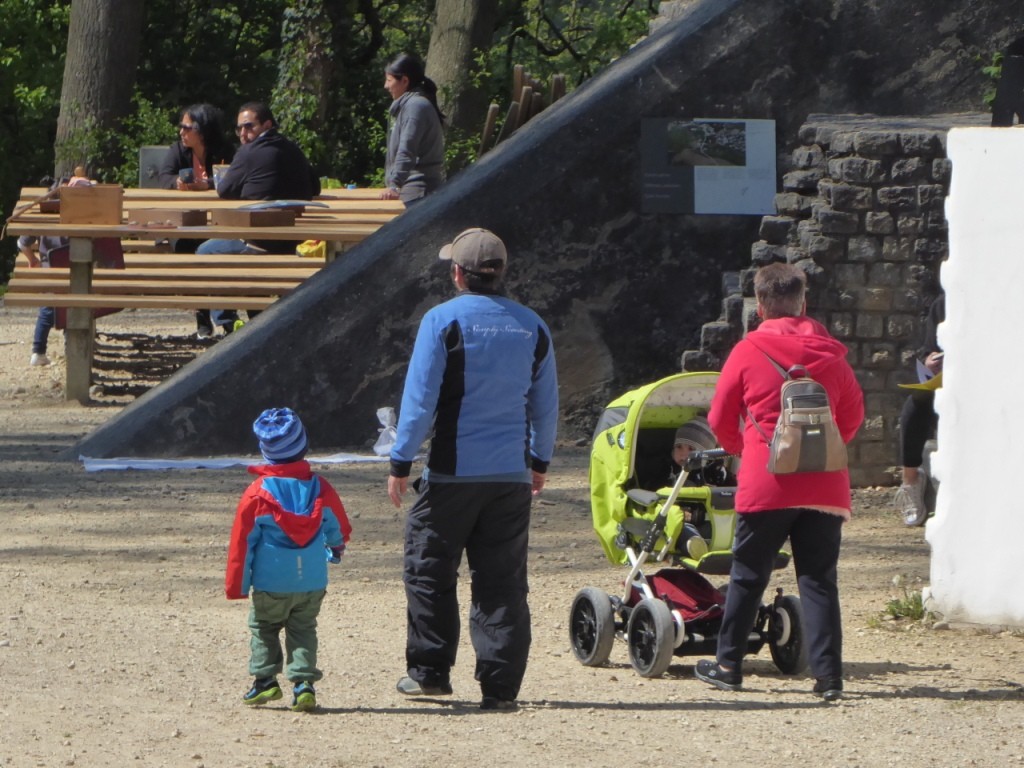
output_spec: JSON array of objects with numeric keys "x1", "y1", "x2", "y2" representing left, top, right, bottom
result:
[{"x1": 878, "y1": 575, "x2": 932, "y2": 624}]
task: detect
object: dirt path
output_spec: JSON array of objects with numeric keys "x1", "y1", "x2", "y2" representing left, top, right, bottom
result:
[{"x1": 1, "y1": 304, "x2": 1021, "y2": 768}]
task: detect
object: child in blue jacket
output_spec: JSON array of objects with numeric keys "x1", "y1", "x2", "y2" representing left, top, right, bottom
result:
[{"x1": 225, "y1": 408, "x2": 352, "y2": 711}]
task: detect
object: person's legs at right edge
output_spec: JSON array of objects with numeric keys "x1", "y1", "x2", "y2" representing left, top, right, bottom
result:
[
  {"x1": 696, "y1": 509, "x2": 795, "y2": 691},
  {"x1": 896, "y1": 393, "x2": 937, "y2": 526},
  {"x1": 789, "y1": 509, "x2": 844, "y2": 701}
]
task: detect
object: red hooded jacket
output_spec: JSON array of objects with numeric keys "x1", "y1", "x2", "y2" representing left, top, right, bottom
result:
[{"x1": 708, "y1": 316, "x2": 865, "y2": 517}]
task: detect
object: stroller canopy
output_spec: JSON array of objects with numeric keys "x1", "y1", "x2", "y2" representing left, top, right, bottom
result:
[{"x1": 589, "y1": 372, "x2": 720, "y2": 563}]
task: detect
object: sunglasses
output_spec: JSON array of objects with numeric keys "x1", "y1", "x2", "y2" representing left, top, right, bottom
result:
[
  {"x1": 235, "y1": 121, "x2": 258, "y2": 134},
  {"x1": 178, "y1": 123, "x2": 198, "y2": 132}
]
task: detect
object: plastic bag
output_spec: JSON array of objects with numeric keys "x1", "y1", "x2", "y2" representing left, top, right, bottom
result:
[{"x1": 372, "y1": 406, "x2": 398, "y2": 456}]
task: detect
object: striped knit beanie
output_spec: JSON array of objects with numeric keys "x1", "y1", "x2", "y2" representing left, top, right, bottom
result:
[{"x1": 253, "y1": 407, "x2": 308, "y2": 463}]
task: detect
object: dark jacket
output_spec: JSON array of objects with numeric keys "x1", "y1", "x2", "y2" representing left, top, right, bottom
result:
[
  {"x1": 217, "y1": 129, "x2": 320, "y2": 201},
  {"x1": 157, "y1": 141, "x2": 234, "y2": 189}
]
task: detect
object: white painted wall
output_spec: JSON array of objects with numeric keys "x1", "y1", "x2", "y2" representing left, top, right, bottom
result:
[{"x1": 927, "y1": 127, "x2": 1024, "y2": 626}]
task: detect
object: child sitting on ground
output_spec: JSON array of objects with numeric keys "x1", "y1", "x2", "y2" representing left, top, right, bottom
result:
[{"x1": 225, "y1": 407, "x2": 352, "y2": 712}]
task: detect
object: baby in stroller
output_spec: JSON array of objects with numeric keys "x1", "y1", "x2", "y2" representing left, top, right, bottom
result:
[{"x1": 666, "y1": 417, "x2": 730, "y2": 560}]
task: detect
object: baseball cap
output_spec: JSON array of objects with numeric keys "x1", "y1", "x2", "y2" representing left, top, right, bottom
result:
[{"x1": 438, "y1": 228, "x2": 507, "y2": 273}]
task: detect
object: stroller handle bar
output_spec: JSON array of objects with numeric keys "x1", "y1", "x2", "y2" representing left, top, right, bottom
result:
[{"x1": 683, "y1": 448, "x2": 731, "y2": 470}]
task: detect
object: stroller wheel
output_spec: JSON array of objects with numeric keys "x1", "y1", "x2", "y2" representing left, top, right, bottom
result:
[
  {"x1": 768, "y1": 594, "x2": 809, "y2": 674},
  {"x1": 626, "y1": 598, "x2": 675, "y2": 678},
  {"x1": 569, "y1": 587, "x2": 616, "y2": 666}
]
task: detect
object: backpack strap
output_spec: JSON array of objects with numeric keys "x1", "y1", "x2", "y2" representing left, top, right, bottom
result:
[{"x1": 744, "y1": 342, "x2": 788, "y2": 445}]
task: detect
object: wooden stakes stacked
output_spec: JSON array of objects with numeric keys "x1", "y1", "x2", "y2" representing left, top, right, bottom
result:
[{"x1": 479, "y1": 65, "x2": 568, "y2": 156}]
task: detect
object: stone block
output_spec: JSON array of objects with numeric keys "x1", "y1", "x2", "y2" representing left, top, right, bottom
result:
[
  {"x1": 896, "y1": 215, "x2": 923, "y2": 235},
  {"x1": 858, "y1": 372, "x2": 887, "y2": 397},
  {"x1": 700, "y1": 321, "x2": 736, "y2": 352},
  {"x1": 862, "y1": 342, "x2": 898, "y2": 368},
  {"x1": 922, "y1": 211, "x2": 948, "y2": 236},
  {"x1": 816, "y1": 207, "x2": 860, "y2": 234},
  {"x1": 854, "y1": 130, "x2": 901, "y2": 156},
  {"x1": 791, "y1": 145, "x2": 825, "y2": 169},
  {"x1": 723, "y1": 294, "x2": 743, "y2": 324},
  {"x1": 918, "y1": 184, "x2": 946, "y2": 211},
  {"x1": 855, "y1": 437, "x2": 900, "y2": 465},
  {"x1": 891, "y1": 157, "x2": 930, "y2": 184},
  {"x1": 829, "y1": 312, "x2": 855, "y2": 338},
  {"x1": 848, "y1": 235, "x2": 882, "y2": 262},
  {"x1": 681, "y1": 349, "x2": 718, "y2": 373},
  {"x1": 828, "y1": 157, "x2": 888, "y2": 184},
  {"x1": 931, "y1": 158, "x2": 952, "y2": 184},
  {"x1": 774, "y1": 192, "x2": 814, "y2": 216},
  {"x1": 858, "y1": 288, "x2": 894, "y2": 312},
  {"x1": 806, "y1": 234, "x2": 845, "y2": 262},
  {"x1": 837, "y1": 289, "x2": 858, "y2": 310},
  {"x1": 828, "y1": 132, "x2": 856, "y2": 153},
  {"x1": 882, "y1": 236, "x2": 915, "y2": 262},
  {"x1": 865, "y1": 211, "x2": 895, "y2": 234},
  {"x1": 750, "y1": 241, "x2": 787, "y2": 265},
  {"x1": 860, "y1": 414, "x2": 886, "y2": 440},
  {"x1": 797, "y1": 124, "x2": 819, "y2": 145},
  {"x1": 835, "y1": 263, "x2": 866, "y2": 287},
  {"x1": 899, "y1": 131, "x2": 945, "y2": 156},
  {"x1": 830, "y1": 183, "x2": 873, "y2": 211},
  {"x1": 914, "y1": 238, "x2": 948, "y2": 264},
  {"x1": 758, "y1": 215, "x2": 796, "y2": 244},
  {"x1": 782, "y1": 169, "x2": 823, "y2": 192},
  {"x1": 856, "y1": 313, "x2": 884, "y2": 338},
  {"x1": 786, "y1": 246, "x2": 811, "y2": 264},
  {"x1": 886, "y1": 314, "x2": 917, "y2": 340},
  {"x1": 876, "y1": 186, "x2": 919, "y2": 211},
  {"x1": 867, "y1": 261, "x2": 902, "y2": 286}
]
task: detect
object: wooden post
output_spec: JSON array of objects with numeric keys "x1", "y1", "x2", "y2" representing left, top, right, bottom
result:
[{"x1": 65, "y1": 237, "x2": 95, "y2": 402}]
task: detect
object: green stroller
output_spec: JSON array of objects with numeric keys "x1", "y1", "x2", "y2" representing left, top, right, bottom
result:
[{"x1": 569, "y1": 372, "x2": 808, "y2": 678}]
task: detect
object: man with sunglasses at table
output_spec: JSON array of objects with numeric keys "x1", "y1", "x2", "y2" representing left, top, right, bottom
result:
[{"x1": 196, "y1": 102, "x2": 321, "y2": 336}]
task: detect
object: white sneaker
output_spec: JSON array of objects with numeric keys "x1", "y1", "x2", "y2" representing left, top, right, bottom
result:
[
  {"x1": 29, "y1": 353, "x2": 51, "y2": 366},
  {"x1": 686, "y1": 535, "x2": 709, "y2": 560},
  {"x1": 895, "y1": 476, "x2": 928, "y2": 527}
]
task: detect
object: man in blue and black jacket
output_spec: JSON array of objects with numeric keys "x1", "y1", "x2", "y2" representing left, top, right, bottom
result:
[{"x1": 387, "y1": 227, "x2": 559, "y2": 712}]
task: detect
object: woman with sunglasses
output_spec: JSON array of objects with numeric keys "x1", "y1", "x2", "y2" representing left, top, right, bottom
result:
[
  {"x1": 380, "y1": 53, "x2": 446, "y2": 205},
  {"x1": 158, "y1": 103, "x2": 234, "y2": 191}
]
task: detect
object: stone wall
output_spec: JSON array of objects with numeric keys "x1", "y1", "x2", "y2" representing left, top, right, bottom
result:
[{"x1": 682, "y1": 114, "x2": 990, "y2": 487}]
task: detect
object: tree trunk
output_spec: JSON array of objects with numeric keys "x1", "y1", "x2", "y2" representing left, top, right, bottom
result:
[
  {"x1": 425, "y1": 0, "x2": 501, "y2": 137},
  {"x1": 54, "y1": 0, "x2": 144, "y2": 179}
]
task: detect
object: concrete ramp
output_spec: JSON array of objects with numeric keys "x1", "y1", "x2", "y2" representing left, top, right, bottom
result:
[{"x1": 73, "y1": 0, "x2": 1019, "y2": 458}]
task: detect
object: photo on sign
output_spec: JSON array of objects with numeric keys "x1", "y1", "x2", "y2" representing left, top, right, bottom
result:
[{"x1": 666, "y1": 121, "x2": 747, "y2": 167}]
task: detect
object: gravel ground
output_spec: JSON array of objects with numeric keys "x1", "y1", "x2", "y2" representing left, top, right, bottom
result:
[{"x1": 1, "y1": 304, "x2": 1022, "y2": 768}]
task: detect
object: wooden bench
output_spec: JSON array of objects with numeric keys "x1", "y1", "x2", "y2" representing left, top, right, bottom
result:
[
  {"x1": 4, "y1": 186, "x2": 404, "y2": 401},
  {"x1": 5, "y1": 252, "x2": 325, "y2": 311}
]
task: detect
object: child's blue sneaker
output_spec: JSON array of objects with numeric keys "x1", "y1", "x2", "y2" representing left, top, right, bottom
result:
[
  {"x1": 292, "y1": 681, "x2": 317, "y2": 712},
  {"x1": 243, "y1": 677, "x2": 282, "y2": 705}
]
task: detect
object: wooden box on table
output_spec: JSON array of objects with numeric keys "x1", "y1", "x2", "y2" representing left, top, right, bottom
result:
[{"x1": 59, "y1": 184, "x2": 124, "y2": 225}]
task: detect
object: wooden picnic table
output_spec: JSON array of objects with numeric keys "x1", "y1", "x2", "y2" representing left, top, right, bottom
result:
[{"x1": 4, "y1": 186, "x2": 404, "y2": 402}]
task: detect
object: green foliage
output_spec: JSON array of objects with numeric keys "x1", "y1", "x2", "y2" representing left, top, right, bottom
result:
[
  {"x1": 883, "y1": 584, "x2": 929, "y2": 622},
  {"x1": 0, "y1": 0, "x2": 71, "y2": 278},
  {"x1": 1, "y1": 0, "x2": 657, "y2": 282},
  {"x1": 981, "y1": 51, "x2": 1003, "y2": 107}
]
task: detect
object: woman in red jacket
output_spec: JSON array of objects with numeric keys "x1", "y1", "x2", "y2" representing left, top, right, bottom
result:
[{"x1": 697, "y1": 262, "x2": 864, "y2": 702}]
